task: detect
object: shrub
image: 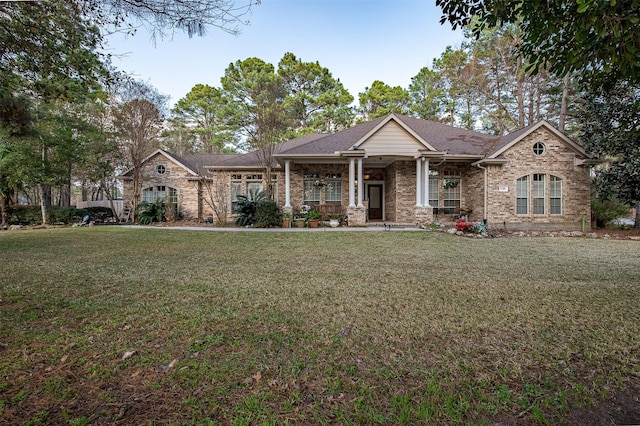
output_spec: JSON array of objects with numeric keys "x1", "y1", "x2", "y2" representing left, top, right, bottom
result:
[
  {"x1": 8, "y1": 205, "x2": 41, "y2": 225},
  {"x1": 84, "y1": 207, "x2": 115, "y2": 223},
  {"x1": 135, "y1": 200, "x2": 167, "y2": 224},
  {"x1": 7, "y1": 205, "x2": 114, "y2": 225},
  {"x1": 591, "y1": 197, "x2": 630, "y2": 228},
  {"x1": 234, "y1": 189, "x2": 267, "y2": 226},
  {"x1": 255, "y1": 200, "x2": 282, "y2": 228}
]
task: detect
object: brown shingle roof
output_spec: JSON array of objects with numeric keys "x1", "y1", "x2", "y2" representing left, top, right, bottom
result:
[
  {"x1": 391, "y1": 114, "x2": 502, "y2": 156},
  {"x1": 174, "y1": 152, "x2": 242, "y2": 175},
  {"x1": 162, "y1": 114, "x2": 556, "y2": 170},
  {"x1": 288, "y1": 116, "x2": 388, "y2": 155},
  {"x1": 276, "y1": 114, "x2": 503, "y2": 157}
]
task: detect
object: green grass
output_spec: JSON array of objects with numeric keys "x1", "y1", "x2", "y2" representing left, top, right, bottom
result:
[{"x1": 1, "y1": 227, "x2": 639, "y2": 424}]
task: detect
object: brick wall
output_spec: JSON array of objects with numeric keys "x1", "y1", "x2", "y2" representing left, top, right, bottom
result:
[
  {"x1": 122, "y1": 153, "x2": 201, "y2": 220},
  {"x1": 394, "y1": 161, "x2": 418, "y2": 223},
  {"x1": 486, "y1": 128, "x2": 591, "y2": 231}
]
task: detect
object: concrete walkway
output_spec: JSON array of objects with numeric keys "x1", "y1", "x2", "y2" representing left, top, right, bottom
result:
[{"x1": 124, "y1": 224, "x2": 424, "y2": 232}]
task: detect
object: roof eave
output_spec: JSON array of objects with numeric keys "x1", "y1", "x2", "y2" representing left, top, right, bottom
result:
[
  {"x1": 444, "y1": 154, "x2": 485, "y2": 162},
  {"x1": 472, "y1": 158, "x2": 508, "y2": 166}
]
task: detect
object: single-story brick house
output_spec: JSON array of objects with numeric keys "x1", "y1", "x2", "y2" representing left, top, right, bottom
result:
[{"x1": 118, "y1": 113, "x2": 593, "y2": 230}]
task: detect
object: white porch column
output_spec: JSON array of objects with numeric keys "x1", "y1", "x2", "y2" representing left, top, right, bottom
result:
[
  {"x1": 357, "y1": 158, "x2": 364, "y2": 207},
  {"x1": 424, "y1": 159, "x2": 430, "y2": 207},
  {"x1": 349, "y1": 158, "x2": 355, "y2": 207},
  {"x1": 416, "y1": 158, "x2": 422, "y2": 206},
  {"x1": 284, "y1": 160, "x2": 291, "y2": 208}
]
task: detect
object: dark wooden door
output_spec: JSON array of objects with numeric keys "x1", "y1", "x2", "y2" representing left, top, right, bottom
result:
[{"x1": 368, "y1": 185, "x2": 383, "y2": 220}]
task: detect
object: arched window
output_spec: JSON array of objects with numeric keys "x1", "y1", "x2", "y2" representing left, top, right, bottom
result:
[
  {"x1": 516, "y1": 175, "x2": 563, "y2": 216},
  {"x1": 142, "y1": 186, "x2": 177, "y2": 206},
  {"x1": 550, "y1": 176, "x2": 562, "y2": 215},
  {"x1": 532, "y1": 174, "x2": 545, "y2": 215},
  {"x1": 516, "y1": 176, "x2": 529, "y2": 215}
]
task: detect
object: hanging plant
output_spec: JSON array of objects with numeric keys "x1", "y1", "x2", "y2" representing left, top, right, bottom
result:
[
  {"x1": 314, "y1": 179, "x2": 327, "y2": 189},
  {"x1": 444, "y1": 179, "x2": 459, "y2": 189}
]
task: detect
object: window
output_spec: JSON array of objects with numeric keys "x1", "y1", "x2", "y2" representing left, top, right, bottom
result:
[
  {"x1": 266, "y1": 174, "x2": 278, "y2": 202},
  {"x1": 550, "y1": 175, "x2": 562, "y2": 214},
  {"x1": 443, "y1": 177, "x2": 460, "y2": 214},
  {"x1": 246, "y1": 181, "x2": 262, "y2": 195},
  {"x1": 156, "y1": 165, "x2": 166, "y2": 175},
  {"x1": 429, "y1": 171, "x2": 439, "y2": 207},
  {"x1": 156, "y1": 185, "x2": 166, "y2": 201},
  {"x1": 325, "y1": 181, "x2": 342, "y2": 204},
  {"x1": 142, "y1": 187, "x2": 154, "y2": 203},
  {"x1": 142, "y1": 186, "x2": 177, "y2": 206},
  {"x1": 246, "y1": 174, "x2": 263, "y2": 197},
  {"x1": 230, "y1": 176, "x2": 242, "y2": 212},
  {"x1": 516, "y1": 174, "x2": 563, "y2": 216},
  {"x1": 533, "y1": 174, "x2": 545, "y2": 214},
  {"x1": 324, "y1": 173, "x2": 342, "y2": 204},
  {"x1": 303, "y1": 179, "x2": 320, "y2": 207},
  {"x1": 533, "y1": 142, "x2": 545, "y2": 156},
  {"x1": 516, "y1": 176, "x2": 529, "y2": 215}
]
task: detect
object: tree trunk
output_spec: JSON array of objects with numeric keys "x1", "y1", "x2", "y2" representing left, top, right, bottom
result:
[
  {"x1": 516, "y1": 57, "x2": 525, "y2": 127},
  {"x1": 635, "y1": 200, "x2": 640, "y2": 230},
  {"x1": 559, "y1": 73, "x2": 570, "y2": 131},
  {"x1": 40, "y1": 184, "x2": 50, "y2": 225},
  {"x1": 59, "y1": 183, "x2": 71, "y2": 207},
  {"x1": 0, "y1": 193, "x2": 8, "y2": 228},
  {"x1": 101, "y1": 180, "x2": 118, "y2": 221}
]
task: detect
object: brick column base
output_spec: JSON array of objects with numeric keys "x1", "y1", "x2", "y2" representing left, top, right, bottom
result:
[
  {"x1": 415, "y1": 206, "x2": 434, "y2": 227},
  {"x1": 347, "y1": 206, "x2": 367, "y2": 226}
]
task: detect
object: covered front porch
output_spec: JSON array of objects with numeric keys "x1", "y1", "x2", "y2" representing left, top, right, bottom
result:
[{"x1": 279, "y1": 155, "x2": 468, "y2": 226}]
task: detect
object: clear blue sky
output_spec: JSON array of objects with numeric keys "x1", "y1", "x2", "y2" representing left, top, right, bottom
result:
[{"x1": 105, "y1": 0, "x2": 463, "y2": 108}]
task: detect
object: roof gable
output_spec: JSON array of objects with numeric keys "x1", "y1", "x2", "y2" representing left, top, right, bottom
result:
[
  {"x1": 354, "y1": 114, "x2": 438, "y2": 153},
  {"x1": 117, "y1": 149, "x2": 200, "y2": 178},
  {"x1": 489, "y1": 121, "x2": 587, "y2": 158}
]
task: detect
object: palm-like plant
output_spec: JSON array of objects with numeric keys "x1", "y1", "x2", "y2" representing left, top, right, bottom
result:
[
  {"x1": 234, "y1": 189, "x2": 267, "y2": 226},
  {"x1": 135, "y1": 199, "x2": 167, "y2": 224}
]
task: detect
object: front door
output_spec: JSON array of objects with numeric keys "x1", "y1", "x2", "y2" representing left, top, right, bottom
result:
[{"x1": 368, "y1": 184, "x2": 383, "y2": 220}]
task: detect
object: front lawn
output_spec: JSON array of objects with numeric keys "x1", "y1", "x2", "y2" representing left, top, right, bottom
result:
[{"x1": 0, "y1": 228, "x2": 638, "y2": 424}]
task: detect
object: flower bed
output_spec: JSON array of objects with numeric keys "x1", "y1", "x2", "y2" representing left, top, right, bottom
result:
[{"x1": 456, "y1": 219, "x2": 487, "y2": 235}]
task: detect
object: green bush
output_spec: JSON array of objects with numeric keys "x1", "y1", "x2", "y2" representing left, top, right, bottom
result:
[
  {"x1": 8, "y1": 205, "x2": 115, "y2": 225},
  {"x1": 234, "y1": 189, "x2": 267, "y2": 226},
  {"x1": 8, "y1": 205, "x2": 41, "y2": 225},
  {"x1": 135, "y1": 200, "x2": 167, "y2": 224},
  {"x1": 84, "y1": 207, "x2": 115, "y2": 223},
  {"x1": 254, "y1": 200, "x2": 282, "y2": 228},
  {"x1": 591, "y1": 197, "x2": 630, "y2": 228}
]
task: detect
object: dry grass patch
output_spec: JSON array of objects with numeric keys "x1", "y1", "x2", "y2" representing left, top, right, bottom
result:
[{"x1": 0, "y1": 227, "x2": 638, "y2": 425}]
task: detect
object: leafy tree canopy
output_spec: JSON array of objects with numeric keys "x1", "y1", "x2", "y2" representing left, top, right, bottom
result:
[
  {"x1": 0, "y1": 1, "x2": 107, "y2": 101},
  {"x1": 278, "y1": 52, "x2": 354, "y2": 134},
  {"x1": 436, "y1": 0, "x2": 640, "y2": 88},
  {"x1": 358, "y1": 81, "x2": 410, "y2": 121},
  {"x1": 221, "y1": 57, "x2": 288, "y2": 151},
  {"x1": 581, "y1": 81, "x2": 640, "y2": 228},
  {"x1": 173, "y1": 84, "x2": 233, "y2": 153}
]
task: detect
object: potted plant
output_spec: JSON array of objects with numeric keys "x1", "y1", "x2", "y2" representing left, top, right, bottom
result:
[
  {"x1": 282, "y1": 212, "x2": 292, "y2": 228},
  {"x1": 329, "y1": 215, "x2": 340, "y2": 228},
  {"x1": 339, "y1": 215, "x2": 348, "y2": 227},
  {"x1": 307, "y1": 210, "x2": 321, "y2": 228}
]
